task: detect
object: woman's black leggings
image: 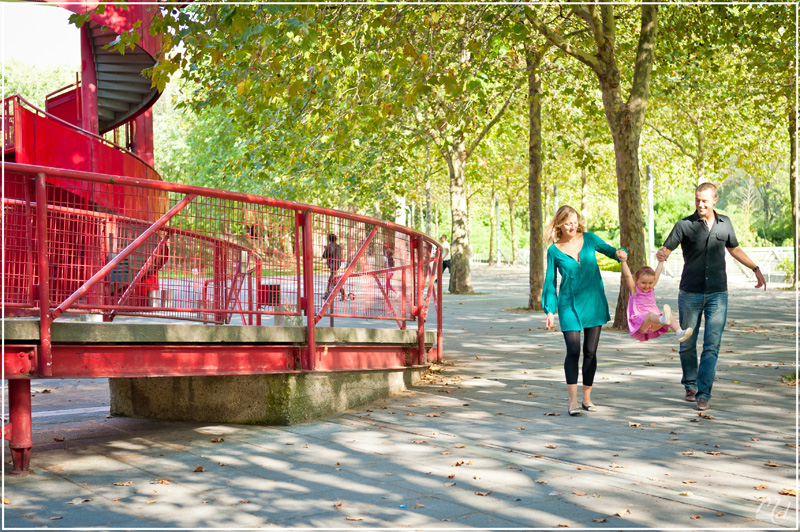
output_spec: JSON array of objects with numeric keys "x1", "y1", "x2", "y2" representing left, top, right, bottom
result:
[{"x1": 562, "y1": 326, "x2": 602, "y2": 386}]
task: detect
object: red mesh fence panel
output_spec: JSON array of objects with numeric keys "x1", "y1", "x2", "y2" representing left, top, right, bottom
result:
[{"x1": 3, "y1": 169, "x2": 437, "y2": 329}]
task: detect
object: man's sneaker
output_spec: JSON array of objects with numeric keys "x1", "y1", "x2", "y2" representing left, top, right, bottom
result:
[
  {"x1": 678, "y1": 327, "x2": 693, "y2": 343},
  {"x1": 696, "y1": 398, "x2": 709, "y2": 411},
  {"x1": 685, "y1": 389, "x2": 696, "y2": 402}
]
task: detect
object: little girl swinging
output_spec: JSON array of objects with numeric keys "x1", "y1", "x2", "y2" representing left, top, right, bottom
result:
[{"x1": 621, "y1": 259, "x2": 693, "y2": 343}]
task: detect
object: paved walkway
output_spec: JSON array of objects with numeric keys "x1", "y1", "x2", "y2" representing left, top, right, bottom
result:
[{"x1": 4, "y1": 265, "x2": 798, "y2": 529}]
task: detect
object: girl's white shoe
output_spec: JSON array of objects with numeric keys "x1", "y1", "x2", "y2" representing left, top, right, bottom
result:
[
  {"x1": 660, "y1": 304, "x2": 672, "y2": 325},
  {"x1": 677, "y1": 327, "x2": 693, "y2": 343}
]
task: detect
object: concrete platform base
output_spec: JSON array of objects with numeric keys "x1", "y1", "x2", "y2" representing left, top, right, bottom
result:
[{"x1": 109, "y1": 368, "x2": 425, "y2": 425}]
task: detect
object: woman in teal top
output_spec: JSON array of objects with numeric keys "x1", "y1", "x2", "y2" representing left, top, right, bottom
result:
[{"x1": 542, "y1": 205, "x2": 627, "y2": 416}]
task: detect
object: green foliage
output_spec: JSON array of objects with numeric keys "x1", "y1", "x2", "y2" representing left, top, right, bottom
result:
[
  {"x1": 2, "y1": 60, "x2": 78, "y2": 108},
  {"x1": 777, "y1": 257, "x2": 794, "y2": 284}
]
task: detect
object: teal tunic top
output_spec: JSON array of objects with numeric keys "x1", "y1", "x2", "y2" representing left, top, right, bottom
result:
[{"x1": 542, "y1": 232, "x2": 621, "y2": 332}]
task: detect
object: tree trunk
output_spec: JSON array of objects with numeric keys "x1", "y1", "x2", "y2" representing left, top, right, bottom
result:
[
  {"x1": 527, "y1": 47, "x2": 545, "y2": 311},
  {"x1": 425, "y1": 176, "x2": 432, "y2": 236},
  {"x1": 696, "y1": 127, "x2": 705, "y2": 185},
  {"x1": 580, "y1": 166, "x2": 589, "y2": 223},
  {"x1": 508, "y1": 196, "x2": 518, "y2": 266},
  {"x1": 447, "y1": 141, "x2": 474, "y2": 294},
  {"x1": 488, "y1": 188, "x2": 497, "y2": 265},
  {"x1": 602, "y1": 95, "x2": 648, "y2": 329},
  {"x1": 789, "y1": 96, "x2": 798, "y2": 287}
]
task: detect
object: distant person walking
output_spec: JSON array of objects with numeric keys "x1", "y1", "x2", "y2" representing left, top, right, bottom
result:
[
  {"x1": 542, "y1": 205, "x2": 627, "y2": 416},
  {"x1": 322, "y1": 233, "x2": 346, "y2": 301},
  {"x1": 620, "y1": 259, "x2": 693, "y2": 343},
  {"x1": 657, "y1": 183, "x2": 766, "y2": 411},
  {"x1": 440, "y1": 235, "x2": 451, "y2": 274}
]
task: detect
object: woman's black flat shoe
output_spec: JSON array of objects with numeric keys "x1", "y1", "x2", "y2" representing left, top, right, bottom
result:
[{"x1": 581, "y1": 403, "x2": 597, "y2": 412}]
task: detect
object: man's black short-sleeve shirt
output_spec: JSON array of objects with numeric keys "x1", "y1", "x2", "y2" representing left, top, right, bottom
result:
[{"x1": 663, "y1": 211, "x2": 739, "y2": 294}]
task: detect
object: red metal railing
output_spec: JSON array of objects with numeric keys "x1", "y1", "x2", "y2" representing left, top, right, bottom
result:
[
  {"x1": 2, "y1": 162, "x2": 443, "y2": 364},
  {"x1": 3, "y1": 95, "x2": 160, "y2": 179}
]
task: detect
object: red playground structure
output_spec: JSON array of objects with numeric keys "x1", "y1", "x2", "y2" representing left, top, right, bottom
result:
[{"x1": 2, "y1": 2, "x2": 443, "y2": 475}]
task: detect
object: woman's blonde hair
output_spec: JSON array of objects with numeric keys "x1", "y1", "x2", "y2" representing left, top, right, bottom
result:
[{"x1": 545, "y1": 205, "x2": 585, "y2": 244}]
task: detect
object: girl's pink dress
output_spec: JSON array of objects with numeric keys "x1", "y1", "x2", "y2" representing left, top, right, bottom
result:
[{"x1": 627, "y1": 287, "x2": 669, "y2": 341}]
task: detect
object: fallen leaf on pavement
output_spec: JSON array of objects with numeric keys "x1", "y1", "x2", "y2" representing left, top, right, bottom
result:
[
  {"x1": 113, "y1": 481, "x2": 134, "y2": 486},
  {"x1": 210, "y1": 437, "x2": 224, "y2": 443},
  {"x1": 690, "y1": 515, "x2": 701, "y2": 520},
  {"x1": 444, "y1": 482, "x2": 456, "y2": 487},
  {"x1": 2, "y1": 498, "x2": 9, "y2": 505},
  {"x1": 193, "y1": 465, "x2": 205, "y2": 472},
  {"x1": 682, "y1": 480, "x2": 696, "y2": 484},
  {"x1": 754, "y1": 484, "x2": 769, "y2": 490},
  {"x1": 751, "y1": 437, "x2": 760, "y2": 441},
  {"x1": 682, "y1": 451, "x2": 695, "y2": 455},
  {"x1": 717, "y1": 512, "x2": 724, "y2": 516},
  {"x1": 698, "y1": 413, "x2": 714, "y2": 419},
  {"x1": 610, "y1": 463, "x2": 626, "y2": 468},
  {"x1": 508, "y1": 466, "x2": 522, "y2": 471},
  {"x1": 67, "y1": 498, "x2": 91, "y2": 505},
  {"x1": 334, "y1": 500, "x2": 344, "y2": 509},
  {"x1": 705, "y1": 451, "x2": 722, "y2": 456},
  {"x1": 536, "y1": 480, "x2": 548, "y2": 484},
  {"x1": 544, "y1": 412, "x2": 561, "y2": 416},
  {"x1": 54, "y1": 438, "x2": 65, "y2": 442},
  {"x1": 614, "y1": 509, "x2": 631, "y2": 517},
  {"x1": 690, "y1": 419, "x2": 700, "y2": 423},
  {"x1": 765, "y1": 461, "x2": 782, "y2": 467},
  {"x1": 573, "y1": 490, "x2": 586, "y2": 496},
  {"x1": 454, "y1": 445, "x2": 466, "y2": 448},
  {"x1": 779, "y1": 489, "x2": 797, "y2": 497},
  {"x1": 426, "y1": 413, "x2": 440, "y2": 417},
  {"x1": 628, "y1": 422, "x2": 642, "y2": 428},
  {"x1": 155, "y1": 479, "x2": 170, "y2": 485},
  {"x1": 517, "y1": 427, "x2": 526, "y2": 430},
  {"x1": 680, "y1": 491, "x2": 693, "y2": 497},
  {"x1": 592, "y1": 518, "x2": 606, "y2": 523},
  {"x1": 146, "y1": 500, "x2": 157, "y2": 504},
  {"x1": 448, "y1": 473, "x2": 455, "y2": 479},
  {"x1": 557, "y1": 524, "x2": 570, "y2": 528},
  {"x1": 345, "y1": 517, "x2": 364, "y2": 521},
  {"x1": 475, "y1": 491, "x2": 491, "y2": 496},
  {"x1": 441, "y1": 451, "x2": 452, "y2": 455},
  {"x1": 545, "y1": 443, "x2": 558, "y2": 449},
  {"x1": 49, "y1": 517, "x2": 62, "y2": 520},
  {"x1": 415, "y1": 503, "x2": 425, "y2": 508},
  {"x1": 453, "y1": 461, "x2": 465, "y2": 467},
  {"x1": 411, "y1": 440, "x2": 427, "y2": 444}
]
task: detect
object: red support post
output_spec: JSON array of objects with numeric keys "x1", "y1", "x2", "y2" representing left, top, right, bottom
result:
[
  {"x1": 436, "y1": 246, "x2": 443, "y2": 363},
  {"x1": 7, "y1": 379, "x2": 33, "y2": 475},
  {"x1": 416, "y1": 237, "x2": 425, "y2": 365},
  {"x1": 35, "y1": 173, "x2": 53, "y2": 377},
  {"x1": 301, "y1": 210, "x2": 316, "y2": 370}
]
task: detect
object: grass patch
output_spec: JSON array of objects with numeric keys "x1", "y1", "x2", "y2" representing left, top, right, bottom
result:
[{"x1": 781, "y1": 372, "x2": 797, "y2": 386}]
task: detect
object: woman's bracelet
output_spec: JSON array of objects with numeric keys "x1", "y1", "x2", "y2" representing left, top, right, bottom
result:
[{"x1": 752, "y1": 265, "x2": 760, "y2": 272}]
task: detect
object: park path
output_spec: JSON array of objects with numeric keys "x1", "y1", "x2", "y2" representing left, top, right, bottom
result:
[{"x1": 4, "y1": 265, "x2": 797, "y2": 528}]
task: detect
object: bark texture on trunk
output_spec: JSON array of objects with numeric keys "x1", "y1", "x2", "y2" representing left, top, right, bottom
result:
[
  {"x1": 527, "y1": 46, "x2": 545, "y2": 311},
  {"x1": 508, "y1": 196, "x2": 518, "y2": 266},
  {"x1": 489, "y1": 190, "x2": 497, "y2": 265},
  {"x1": 447, "y1": 141, "x2": 474, "y2": 294},
  {"x1": 789, "y1": 96, "x2": 798, "y2": 287}
]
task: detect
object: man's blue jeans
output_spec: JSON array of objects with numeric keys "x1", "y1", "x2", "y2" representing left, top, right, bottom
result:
[{"x1": 678, "y1": 291, "x2": 728, "y2": 401}]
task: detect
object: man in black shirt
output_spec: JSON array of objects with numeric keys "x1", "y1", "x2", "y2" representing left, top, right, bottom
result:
[{"x1": 656, "y1": 183, "x2": 766, "y2": 411}]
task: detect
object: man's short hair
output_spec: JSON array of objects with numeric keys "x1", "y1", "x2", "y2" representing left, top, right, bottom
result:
[
  {"x1": 696, "y1": 182, "x2": 718, "y2": 198},
  {"x1": 440, "y1": 235, "x2": 448, "y2": 241}
]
